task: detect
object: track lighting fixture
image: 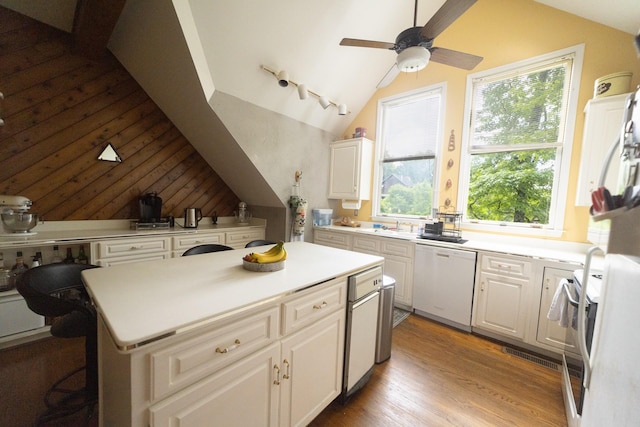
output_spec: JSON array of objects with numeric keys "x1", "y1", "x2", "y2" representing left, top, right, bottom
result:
[
  {"x1": 319, "y1": 96, "x2": 331, "y2": 109},
  {"x1": 277, "y1": 70, "x2": 289, "y2": 87},
  {"x1": 261, "y1": 65, "x2": 349, "y2": 116},
  {"x1": 297, "y1": 83, "x2": 308, "y2": 100}
]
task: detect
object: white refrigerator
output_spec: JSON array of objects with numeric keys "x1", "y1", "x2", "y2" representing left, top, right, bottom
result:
[{"x1": 580, "y1": 252, "x2": 640, "y2": 426}]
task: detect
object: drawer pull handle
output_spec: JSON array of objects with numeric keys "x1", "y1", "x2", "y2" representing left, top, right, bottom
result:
[
  {"x1": 313, "y1": 301, "x2": 328, "y2": 310},
  {"x1": 283, "y1": 359, "x2": 290, "y2": 380},
  {"x1": 215, "y1": 339, "x2": 241, "y2": 354},
  {"x1": 130, "y1": 246, "x2": 143, "y2": 250},
  {"x1": 273, "y1": 364, "x2": 281, "y2": 385}
]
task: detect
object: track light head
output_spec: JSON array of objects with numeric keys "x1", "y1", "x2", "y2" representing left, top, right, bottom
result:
[
  {"x1": 297, "y1": 84, "x2": 308, "y2": 100},
  {"x1": 277, "y1": 70, "x2": 289, "y2": 87},
  {"x1": 319, "y1": 96, "x2": 331, "y2": 109}
]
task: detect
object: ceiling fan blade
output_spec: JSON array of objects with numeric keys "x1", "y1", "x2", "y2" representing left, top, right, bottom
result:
[
  {"x1": 340, "y1": 38, "x2": 395, "y2": 50},
  {"x1": 421, "y1": 0, "x2": 477, "y2": 40},
  {"x1": 429, "y1": 47, "x2": 483, "y2": 70},
  {"x1": 377, "y1": 63, "x2": 400, "y2": 88}
]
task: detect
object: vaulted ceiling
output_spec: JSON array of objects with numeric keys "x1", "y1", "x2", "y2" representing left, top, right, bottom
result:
[{"x1": 2, "y1": 0, "x2": 638, "y2": 136}]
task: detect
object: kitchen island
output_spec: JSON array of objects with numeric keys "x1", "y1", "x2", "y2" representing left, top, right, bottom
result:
[{"x1": 81, "y1": 241, "x2": 384, "y2": 426}]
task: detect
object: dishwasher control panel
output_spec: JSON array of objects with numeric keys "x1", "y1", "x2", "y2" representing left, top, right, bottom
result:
[{"x1": 348, "y1": 266, "x2": 383, "y2": 301}]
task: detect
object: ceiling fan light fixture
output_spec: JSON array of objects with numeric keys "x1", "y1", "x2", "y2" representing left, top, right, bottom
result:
[{"x1": 397, "y1": 46, "x2": 430, "y2": 72}]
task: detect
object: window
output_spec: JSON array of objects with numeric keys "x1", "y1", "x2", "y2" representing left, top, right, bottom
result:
[
  {"x1": 373, "y1": 84, "x2": 445, "y2": 219},
  {"x1": 458, "y1": 45, "x2": 583, "y2": 235}
]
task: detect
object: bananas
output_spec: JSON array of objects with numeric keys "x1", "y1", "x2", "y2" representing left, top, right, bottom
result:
[{"x1": 243, "y1": 241, "x2": 287, "y2": 264}]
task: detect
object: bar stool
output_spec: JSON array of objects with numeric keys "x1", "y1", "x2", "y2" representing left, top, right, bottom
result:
[{"x1": 16, "y1": 263, "x2": 100, "y2": 425}]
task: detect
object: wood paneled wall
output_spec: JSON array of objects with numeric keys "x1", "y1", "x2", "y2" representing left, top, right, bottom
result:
[{"x1": 0, "y1": 6, "x2": 240, "y2": 221}]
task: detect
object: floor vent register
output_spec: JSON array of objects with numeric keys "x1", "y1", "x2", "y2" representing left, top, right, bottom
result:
[{"x1": 502, "y1": 346, "x2": 561, "y2": 371}]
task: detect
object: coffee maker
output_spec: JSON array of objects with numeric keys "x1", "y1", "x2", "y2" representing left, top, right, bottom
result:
[{"x1": 139, "y1": 192, "x2": 162, "y2": 222}]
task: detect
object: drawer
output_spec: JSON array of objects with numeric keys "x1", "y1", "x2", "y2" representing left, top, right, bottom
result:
[
  {"x1": 225, "y1": 229, "x2": 265, "y2": 249},
  {"x1": 172, "y1": 233, "x2": 225, "y2": 251},
  {"x1": 94, "y1": 237, "x2": 171, "y2": 260},
  {"x1": 149, "y1": 305, "x2": 279, "y2": 402},
  {"x1": 352, "y1": 235, "x2": 380, "y2": 253},
  {"x1": 480, "y1": 253, "x2": 532, "y2": 277},
  {"x1": 381, "y1": 239, "x2": 414, "y2": 258},
  {"x1": 281, "y1": 278, "x2": 346, "y2": 335},
  {"x1": 314, "y1": 230, "x2": 352, "y2": 249}
]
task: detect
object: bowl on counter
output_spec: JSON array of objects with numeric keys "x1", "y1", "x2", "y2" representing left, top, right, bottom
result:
[{"x1": 1, "y1": 212, "x2": 39, "y2": 233}]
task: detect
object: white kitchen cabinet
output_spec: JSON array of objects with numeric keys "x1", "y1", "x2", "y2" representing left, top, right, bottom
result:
[
  {"x1": 171, "y1": 232, "x2": 225, "y2": 257},
  {"x1": 328, "y1": 138, "x2": 373, "y2": 201},
  {"x1": 97, "y1": 277, "x2": 346, "y2": 427},
  {"x1": 472, "y1": 252, "x2": 534, "y2": 340},
  {"x1": 380, "y1": 240, "x2": 414, "y2": 309},
  {"x1": 536, "y1": 267, "x2": 579, "y2": 354},
  {"x1": 413, "y1": 245, "x2": 477, "y2": 331},
  {"x1": 575, "y1": 93, "x2": 629, "y2": 206},
  {"x1": 91, "y1": 236, "x2": 171, "y2": 266},
  {"x1": 279, "y1": 309, "x2": 345, "y2": 427},
  {"x1": 313, "y1": 228, "x2": 352, "y2": 250},
  {"x1": 149, "y1": 342, "x2": 280, "y2": 426},
  {"x1": 225, "y1": 228, "x2": 266, "y2": 249},
  {"x1": 330, "y1": 230, "x2": 414, "y2": 309}
]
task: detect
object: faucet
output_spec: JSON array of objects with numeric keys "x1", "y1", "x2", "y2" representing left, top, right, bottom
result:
[{"x1": 395, "y1": 220, "x2": 400, "y2": 231}]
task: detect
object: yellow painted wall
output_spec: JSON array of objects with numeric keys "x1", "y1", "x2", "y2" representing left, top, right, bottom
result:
[{"x1": 339, "y1": 0, "x2": 640, "y2": 243}]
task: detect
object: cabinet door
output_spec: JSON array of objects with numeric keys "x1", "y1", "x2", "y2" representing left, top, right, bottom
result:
[
  {"x1": 384, "y1": 254, "x2": 413, "y2": 309},
  {"x1": 328, "y1": 138, "x2": 372, "y2": 200},
  {"x1": 149, "y1": 343, "x2": 280, "y2": 427},
  {"x1": 536, "y1": 267, "x2": 579, "y2": 354},
  {"x1": 474, "y1": 271, "x2": 530, "y2": 340},
  {"x1": 575, "y1": 93, "x2": 629, "y2": 206},
  {"x1": 279, "y1": 309, "x2": 345, "y2": 427}
]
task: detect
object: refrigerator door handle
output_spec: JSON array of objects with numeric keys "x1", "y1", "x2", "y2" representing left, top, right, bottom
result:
[{"x1": 579, "y1": 246, "x2": 604, "y2": 389}]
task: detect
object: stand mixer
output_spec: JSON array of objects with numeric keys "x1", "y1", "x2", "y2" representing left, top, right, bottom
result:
[{"x1": 0, "y1": 195, "x2": 39, "y2": 234}]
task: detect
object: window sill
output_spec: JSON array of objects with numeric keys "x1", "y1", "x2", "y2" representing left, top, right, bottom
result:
[{"x1": 462, "y1": 222, "x2": 565, "y2": 239}]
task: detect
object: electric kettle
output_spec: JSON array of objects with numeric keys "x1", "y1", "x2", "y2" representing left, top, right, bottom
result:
[{"x1": 184, "y1": 208, "x2": 202, "y2": 228}]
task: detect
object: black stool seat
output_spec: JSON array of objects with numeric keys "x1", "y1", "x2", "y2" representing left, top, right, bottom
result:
[
  {"x1": 182, "y1": 244, "x2": 233, "y2": 256},
  {"x1": 16, "y1": 263, "x2": 100, "y2": 425},
  {"x1": 245, "y1": 239, "x2": 276, "y2": 248}
]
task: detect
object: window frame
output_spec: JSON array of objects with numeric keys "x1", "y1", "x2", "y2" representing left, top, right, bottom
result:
[
  {"x1": 458, "y1": 44, "x2": 584, "y2": 237},
  {"x1": 372, "y1": 83, "x2": 446, "y2": 221}
]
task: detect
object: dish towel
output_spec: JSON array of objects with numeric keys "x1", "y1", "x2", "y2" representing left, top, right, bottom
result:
[{"x1": 548, "y1": 278, "x2": 571, "y2": 327}]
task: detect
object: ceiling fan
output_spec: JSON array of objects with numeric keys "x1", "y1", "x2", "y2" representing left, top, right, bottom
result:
[{"x1": 340, "y1": 0, "x2": 483, "y2": 88}]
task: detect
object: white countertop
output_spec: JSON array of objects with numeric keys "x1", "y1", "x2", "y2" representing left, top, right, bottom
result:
[
  {"x1": 0, "y1": 218, "x2": 265, "y2": 248},
  {"x1": 316, "y1": 225, "x2": 595, "y2": 266},
  {"x1": 81, "y1": 241, "x2": 383, "y2": 350}
]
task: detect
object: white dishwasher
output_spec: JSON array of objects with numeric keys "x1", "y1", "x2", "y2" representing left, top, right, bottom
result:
[{"x1": 413, "y1": 244, "x2": 477, "y2": 332}]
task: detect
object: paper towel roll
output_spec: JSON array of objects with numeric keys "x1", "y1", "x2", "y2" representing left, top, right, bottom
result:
[{"x1": 341, "y1": 200, "x2": 361, "y2": 210}]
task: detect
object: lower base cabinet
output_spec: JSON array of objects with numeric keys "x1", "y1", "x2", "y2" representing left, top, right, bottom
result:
[
  {"x1": 536, "y1": 267, "x2": 578, "y2": 354},
  {"x1": 98, "y1": 279, "x2": 346, "y2": 427}
]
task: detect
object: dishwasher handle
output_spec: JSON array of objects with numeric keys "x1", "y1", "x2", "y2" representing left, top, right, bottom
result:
[{"x1": 353, "y1": 290, "x2": 379, "y2": 309}]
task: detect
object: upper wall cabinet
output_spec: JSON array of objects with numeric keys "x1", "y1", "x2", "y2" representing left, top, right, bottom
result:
[
  {"x1": 328, "y1": 138, "x2": 373, "y2": 202},
  {"x1": 575, "y1": 93, "x2": 629, "y2": 206}
]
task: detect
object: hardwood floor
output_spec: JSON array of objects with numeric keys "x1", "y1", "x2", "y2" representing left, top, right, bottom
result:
[
  {"x1": 311, "y1": 314, "x2": 567, "y2": 427},
  {"x1": 0, "y1": 314, "x2": 566, "y2": 427}
]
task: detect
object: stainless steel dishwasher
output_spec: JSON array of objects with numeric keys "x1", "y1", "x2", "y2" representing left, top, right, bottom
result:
[{"x1": 342, "y1": 266, "x2": 383, "y2": 401}]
